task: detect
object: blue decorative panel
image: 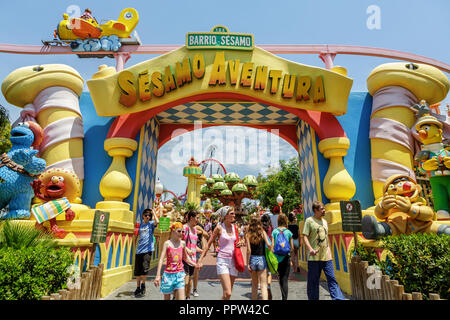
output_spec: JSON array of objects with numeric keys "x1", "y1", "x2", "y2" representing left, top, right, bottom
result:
[
  {"x1": 341, "y1": 245, "x2": 348, "y2": 272},
  {"x1": 334, "y1": 245, "x2": 340, "y2": 271},
  {"x1": 123, "y1": 243, "x2": 128, "y2": 266},
  {"x1": 129, "y1": 243, "x2": 134, "y2": 265},
  {"x1": 136, "y1": 118, "x2": 160, "y2": 221},
  {"x1": 115, "y1": 243, "x2": 121, "y2": 268},
  {"x1": 297, "y1": 120, "x2": 320, "y2": 218},
  {"x1": 93, "y1": 244, "x2": 101, "y2": 266},
  {"x1": 107, "y1": 245, "x2": 113, "y2": 269}
]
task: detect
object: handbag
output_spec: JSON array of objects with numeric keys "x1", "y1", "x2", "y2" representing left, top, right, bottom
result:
[
  {"x1": 265, "y1": 247, "x2": 278, "y2": 274},
  {"x1": 233, "y1": 225, "x2": 245, "y2": 273}
]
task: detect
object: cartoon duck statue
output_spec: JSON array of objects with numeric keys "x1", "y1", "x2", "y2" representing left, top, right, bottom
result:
[{"x1": 414, "y1": 105, "x2": 450, "y2": 219}]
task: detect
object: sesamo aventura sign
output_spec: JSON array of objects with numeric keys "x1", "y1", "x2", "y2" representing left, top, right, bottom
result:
[{"x1": 87, "y1": 27, "x2": 353, "y2": 117}]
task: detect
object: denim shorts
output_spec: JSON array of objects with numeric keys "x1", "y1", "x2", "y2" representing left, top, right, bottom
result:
[
  {"x1": 160, "y1": 271, "x2": 186, "y2": 294},
  {"x1": 249, "y1": 255, "x2": 267, "y2": 271}
]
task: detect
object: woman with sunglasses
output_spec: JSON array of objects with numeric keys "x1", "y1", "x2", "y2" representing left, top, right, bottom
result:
[
  {"x1": 197, "y1": 206, "x2": 245, "y2": 300},
  {"x1": 154, "y1": 222, "x2": 197, "y2": 300},
  {"x1": 133, "y1": 208, "x2": 159, "y2": 297}
]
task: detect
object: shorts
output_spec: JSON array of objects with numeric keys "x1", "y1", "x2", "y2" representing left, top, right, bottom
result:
[
  {"x1": 216, "y1": 257, "x2": 238, "y2": 277},
  {"x1": 134, "y1": 252, "x2": 152, "y2": 276},
  {"x1": 160, "y1": 271, "x2": 186, "y2": 294},
  {"x1": 293, "y1": 238, "x2": 300, "y2": 249},
  {"x1": 183, "y1": 261, "x2": 195, "y2": 277},
  {"x1": 249, "y1": 255, "x2": 267, "y2": 271}
]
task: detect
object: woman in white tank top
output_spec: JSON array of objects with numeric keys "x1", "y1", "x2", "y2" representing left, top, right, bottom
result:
[{"x1": 198, "y1": 206, "x2": 245, "y2": 300}]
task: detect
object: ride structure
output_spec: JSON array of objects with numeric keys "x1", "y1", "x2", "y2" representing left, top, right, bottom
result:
[{"x1": 1, "y1": 11, "x2": 449, "y2": 297}]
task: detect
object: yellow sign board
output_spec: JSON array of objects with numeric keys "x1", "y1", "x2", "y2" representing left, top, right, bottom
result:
[{"x1": 87, "y1": 46, "x2": 353, "y2": 117}]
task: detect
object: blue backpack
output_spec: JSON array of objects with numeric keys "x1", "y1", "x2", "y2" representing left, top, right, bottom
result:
[{"x1": 273, "y1": 229, "x2": 290, "y2": 256}]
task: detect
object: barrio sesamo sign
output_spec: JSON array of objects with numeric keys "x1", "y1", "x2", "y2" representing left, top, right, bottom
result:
[
  {"x1": 86, "y1": 28, "x2": 353, "y2": 117},
  {"x1": 186, "y1": 25, "x2": 254, "y2": 51}
]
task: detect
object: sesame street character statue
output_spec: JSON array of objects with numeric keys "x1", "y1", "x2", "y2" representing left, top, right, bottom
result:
[
  {"x1": 414, "y1": 113, "x2": 450, "y2": 219},
  {"x1": 0, "y1": 122, "x2": 46, "y2": 219},
  {"x1": 361, "y1": 174, "x2": 450, "y2": 239},
  {"x1": 31, "y1": 168, "x2": 80, "y2": 238}
]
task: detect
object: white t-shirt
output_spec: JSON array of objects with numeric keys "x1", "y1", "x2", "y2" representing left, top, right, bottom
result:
[{"x1": 270, "y1": 214, "x2": 278, "y2": 229}]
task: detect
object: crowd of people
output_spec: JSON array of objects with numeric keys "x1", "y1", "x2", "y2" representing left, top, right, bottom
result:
[{"x1": 133, "y1": 200, "x2": 344, "y2": 300}]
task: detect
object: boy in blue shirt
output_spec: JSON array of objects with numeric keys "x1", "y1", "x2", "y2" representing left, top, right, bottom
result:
[{"x1": 134, "y1": 208, "x2": 159, "y2": 297}]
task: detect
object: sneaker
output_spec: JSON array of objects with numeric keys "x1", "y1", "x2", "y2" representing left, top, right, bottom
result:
[
  {"x1": 134, "y1": 287, "x2": 142, "y2": 298},
  {"x1": 193, "y1": 289, "x2": 199, "y2": 297}
]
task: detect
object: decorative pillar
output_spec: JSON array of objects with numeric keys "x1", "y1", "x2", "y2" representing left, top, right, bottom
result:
[
  {"x1": 97, "y1": 137, "x2": 137, "y2": 210},
  {"x1": 318, "y1": 137, "x2": 356, "y2": 215},
  {"x1": 195, "y1": 174, "x2": 206, "y2": 207},
  {"x1": 2, "y1": 64, "x2": 85, "y2": 202},
  {"x1": 367, "y1": 62, "x2": 449, "y2": 205},
  {"x1": 183, "y1": 158, "x2": 202, "y2": 205}
]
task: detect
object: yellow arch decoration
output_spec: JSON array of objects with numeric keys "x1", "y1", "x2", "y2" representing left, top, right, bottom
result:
[{"x1": 87, "y1": 46, "x2": 353, "y2": 117}]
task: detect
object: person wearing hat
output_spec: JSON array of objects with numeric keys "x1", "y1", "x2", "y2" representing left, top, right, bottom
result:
[
  {"x1": 361, "y1": 173, "x2": 450, "y2": 239},
  {"x1": 415, "y1": 114, "x2": 450, "y2": 219}
]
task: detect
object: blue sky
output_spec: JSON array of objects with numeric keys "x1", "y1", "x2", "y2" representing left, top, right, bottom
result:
[{"x1": 1, "y1": 0, "x2": 449, "y2": 196}]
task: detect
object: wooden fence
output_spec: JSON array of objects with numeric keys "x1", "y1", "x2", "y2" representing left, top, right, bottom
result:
[
  {"x1": 350, "y1": 256, "x2": 442, "y2": 300},
  {"x1": 41, "y1": 263, "x2": 104, "y2": 300}
]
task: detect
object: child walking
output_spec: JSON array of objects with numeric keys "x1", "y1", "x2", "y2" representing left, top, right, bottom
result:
[
  {"x1": 134, "y1": 208, "x2": 159, "y2": 297},
  {"x1": 246, "y1": 215, "x2": 272, "y2": 300},
  {"x1": 154, "y1": 222, "x2": 197, "y2": 300}
]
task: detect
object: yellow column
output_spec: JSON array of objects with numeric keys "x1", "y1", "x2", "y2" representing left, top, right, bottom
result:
[
  {"x1": 318, "y1": 137, "x2": 356, "y2": 222},
  {"x1": 1, "y1": 64, "x2": 85, "y2": 201},
  {"x1": 97, "y1": 137, "x2": 138, "y2": 210},
  {"x1": 196, "y1": 175, "x2": 206, "y2": 206},
  {"x1": 183, "y1": 164, "x2": 202, "y2": 205},
  {"x1": 367, "y1": 62, "x2": 449, "y2": 205}
]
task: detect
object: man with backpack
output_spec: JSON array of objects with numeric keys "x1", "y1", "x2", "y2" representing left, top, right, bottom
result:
[
  {"x1": 272, "y1": 213, "x2": 294, "y2": 300},
  {"x1": 303, "y1": 201, "x2": 345, "y2": 300}
]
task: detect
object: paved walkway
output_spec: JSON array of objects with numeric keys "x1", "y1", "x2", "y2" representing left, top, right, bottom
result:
[{"x1": 103, "y1": 247, "x2": 350, "y2": 300}]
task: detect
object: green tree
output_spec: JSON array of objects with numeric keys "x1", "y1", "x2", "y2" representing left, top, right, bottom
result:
[
  {"x1": 256, "y1": 157, "x2": 302, "y2": 213},
  {"x1": 0, "y1": 105, "x2": 12, "y2": 154}
]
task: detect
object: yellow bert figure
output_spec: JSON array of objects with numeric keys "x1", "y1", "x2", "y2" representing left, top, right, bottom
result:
[
  {"x1": 414, "y1": 112, "x2": 450, "y2": 219},
  {"x1": 361, "y1": 174, "x2": 450, "y2": 239}
]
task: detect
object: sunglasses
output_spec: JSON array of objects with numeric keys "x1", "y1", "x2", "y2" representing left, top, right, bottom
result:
[
  {"x1": 176, "y1": 230, "x2": 185, "y2": 233},
  {"x1": 143, "y1": 215, "x2": 151, "y2": 217}
]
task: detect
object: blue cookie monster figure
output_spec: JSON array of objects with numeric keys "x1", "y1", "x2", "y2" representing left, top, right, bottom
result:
[{"x1": 0, "y1": 122, "x2": 46, "y2": 219}]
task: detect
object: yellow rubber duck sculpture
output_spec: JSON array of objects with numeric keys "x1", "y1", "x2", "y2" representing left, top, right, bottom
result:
[{"x1": 56, "y1": 8, "x2": 139, "y2": 40}]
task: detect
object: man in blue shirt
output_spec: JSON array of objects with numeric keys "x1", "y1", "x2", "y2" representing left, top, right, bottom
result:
[{"x1": 134, "y1": 208, "x2": 159, "y2": 297}]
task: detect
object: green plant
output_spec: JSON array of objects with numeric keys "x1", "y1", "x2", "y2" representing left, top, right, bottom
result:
[
  {"x1": 0, "y1": 246, "x2": 74, "y2": 300},
  {"x1": 256, "y1": 157, "x2": 302, "y2": 213},
  {"x1": 376, "y1": 233, "x2": 450, "y2": 300},
  {"x1": 354, "y1": 245, "x2": 379, "y2": 266},
  {"x1": 0, "y1": 105, "x2": 12, "y2": 154},
  {"x1": 183, "y1": 202, "x2": 200, "y2": 212},
  {"x1": 0, "y1": 220, "x2": 57, "y2": 250}
]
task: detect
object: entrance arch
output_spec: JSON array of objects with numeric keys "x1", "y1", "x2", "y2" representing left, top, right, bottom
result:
[
  {"x1": 91, "y1": 45, "x2": 356, "y2": 219},
  {"x1": 124, "y1": 100, "x2": 353, "y2": 219}
]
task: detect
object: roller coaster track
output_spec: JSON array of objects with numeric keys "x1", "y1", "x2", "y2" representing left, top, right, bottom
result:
[{"x1": 0, "y1": 43, "x2": 448, "y2": 73}]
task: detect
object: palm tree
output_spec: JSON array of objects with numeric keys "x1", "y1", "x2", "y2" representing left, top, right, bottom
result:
[{"x1": 0, "y1": 220, "x2": 57, "y2": 250}]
